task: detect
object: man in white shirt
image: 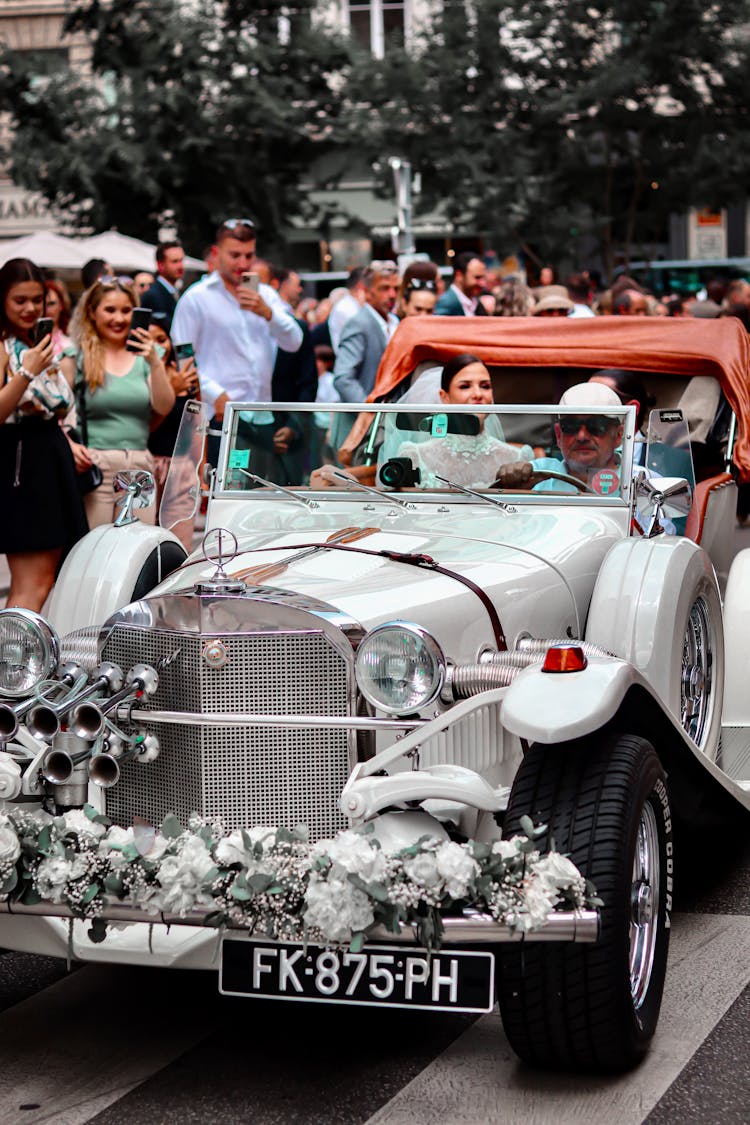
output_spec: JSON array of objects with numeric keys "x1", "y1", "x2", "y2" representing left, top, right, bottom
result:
[{"x1": 171, "y1": 219, "x2": 303, "y2": 460}]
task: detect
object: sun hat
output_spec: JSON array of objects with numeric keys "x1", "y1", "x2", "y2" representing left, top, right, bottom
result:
[{"x1": 533, "y1": 293, "x2": 574, "y2": 315}]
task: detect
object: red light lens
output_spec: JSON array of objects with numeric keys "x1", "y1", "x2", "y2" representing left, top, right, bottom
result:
[{"x1": 541, "y1": 645, "x2": 588, "y2": 673}]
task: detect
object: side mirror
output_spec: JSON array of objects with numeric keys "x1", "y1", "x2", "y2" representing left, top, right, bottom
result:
[
  {"x1": 635, "y1": 474, "x2": 692, "y2": 537},
  {"x1": 113, "y1": 470, "x2": 156, "y2": 527}
]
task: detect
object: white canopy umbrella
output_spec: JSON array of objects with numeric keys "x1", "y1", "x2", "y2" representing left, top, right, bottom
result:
[
  {"x1": 0, "y1": 231, "x2": 89, "y2": 269},
  {"x1": 80, "y1": 231, "x2": 205, "y2": 272}
]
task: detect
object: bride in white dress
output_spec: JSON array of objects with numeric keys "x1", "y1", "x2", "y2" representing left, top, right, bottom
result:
[{"x1": 396, "y1": 354, "x2": 532, "y2": 489}]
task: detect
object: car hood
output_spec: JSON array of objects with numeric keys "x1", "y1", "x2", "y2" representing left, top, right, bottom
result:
[{"x1": 154, "y1": 504, "x2": 627, "y2": 661}]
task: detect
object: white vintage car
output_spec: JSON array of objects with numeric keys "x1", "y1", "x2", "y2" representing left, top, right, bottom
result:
[{"x1": 1, "y1": 317, "x2": 749, "y2": 1073}]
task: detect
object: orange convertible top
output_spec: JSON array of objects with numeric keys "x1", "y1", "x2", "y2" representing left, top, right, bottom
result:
[{"x1": 370, "y1": 317, "x2": 750, "y2": 478}]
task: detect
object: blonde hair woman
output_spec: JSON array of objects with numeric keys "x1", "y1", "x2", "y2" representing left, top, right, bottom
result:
[{"x1": 61, "y1": 278, "x2": 175, "y2": 528}]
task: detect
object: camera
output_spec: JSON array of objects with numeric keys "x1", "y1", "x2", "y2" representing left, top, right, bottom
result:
[{"x1": 378, "y1": 457, "x2": 421, "y2": 489}]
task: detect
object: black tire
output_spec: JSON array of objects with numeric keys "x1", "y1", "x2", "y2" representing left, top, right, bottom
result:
[
  {"x1": 497, "y1": 732, "x2": 672, "y2": 1072},
  {"x1": 130, "y1": 541, "x2": 187, "y2": 601}
]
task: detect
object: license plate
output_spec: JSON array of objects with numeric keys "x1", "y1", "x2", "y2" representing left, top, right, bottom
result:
[{"x1": 219, "y1": 938, "x2": 495, "y2": 1013}]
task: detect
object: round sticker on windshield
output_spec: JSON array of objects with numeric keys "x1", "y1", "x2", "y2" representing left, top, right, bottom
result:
[{"x1": 591, "y1": 469, "x2": 619, "y2": 495}]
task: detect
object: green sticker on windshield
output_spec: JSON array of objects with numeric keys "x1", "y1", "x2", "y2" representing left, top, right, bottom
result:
[
  {"x1": 431, "y1": 413, "x2": 448, "y2": 438},
  {"x1": 229, "y1": 449, "x2": 250, "y2": 469}
]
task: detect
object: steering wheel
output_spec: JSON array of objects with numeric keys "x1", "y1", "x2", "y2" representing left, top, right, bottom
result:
[{"x1": 491, "y1": 468, "x2": 597, "y2": 495}]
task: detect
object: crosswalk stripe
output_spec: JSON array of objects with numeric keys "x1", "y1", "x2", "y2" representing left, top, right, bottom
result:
[
  {"x1": 0, "y1": 963, "x2": 218, "y2": 1125},
  {"x1": 365, "y1": 912, "x2": 750, "y2": 1125}
]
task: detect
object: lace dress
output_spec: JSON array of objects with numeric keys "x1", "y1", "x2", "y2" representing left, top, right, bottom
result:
[{"x1": 400, "y1": 432, "x2": 533, "y2": 489}]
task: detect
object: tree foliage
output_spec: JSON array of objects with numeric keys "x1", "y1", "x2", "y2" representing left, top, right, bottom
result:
[
  {"x1": 0, "y1": 0, "x2": 351, "y2": 249},
  {"x1": 1, "y1": 0, "x2": 750, "y2": 268},
  {"x1": 346, "y1": 0, "x2": 750, "y2": 270}
]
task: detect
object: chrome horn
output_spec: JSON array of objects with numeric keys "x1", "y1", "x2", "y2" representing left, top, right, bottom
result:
[
  {"x1": 68, "y1": 664, "x2": 159, "y2": 742},
  {"x1": 88, "y1": 732, "x2": 160, "y2": 788},
  {"x1": 27, "y1": 662, "x2": 123, "y2": 743},
  {"x1": 42, "y1": 731, "x2": 93, "y2": 785},
  {"x1": 0, "y1": 662, "x2": 86, "y2": 742}
]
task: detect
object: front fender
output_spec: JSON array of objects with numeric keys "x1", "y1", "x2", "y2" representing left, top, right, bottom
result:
[
  {"x1": 502, "y1": 657, "x2": 641, "y2": 744},
  {"x1": 48, "y1": 522, "x2": 186, "y2": 635}
]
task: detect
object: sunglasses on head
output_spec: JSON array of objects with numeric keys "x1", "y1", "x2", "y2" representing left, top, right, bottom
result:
[
  {"x1": 406, "y1": 278, "x2": 436, "y2": 292},
  {"x1": 558, "y1": 415, "x2": 618, "y2": 437},
  {"x1": 221, "y1": 218, "x2": 256, "y2": 232},
  {"x1": 369, "y1": 259, "x2": 398, "y2": 272}
]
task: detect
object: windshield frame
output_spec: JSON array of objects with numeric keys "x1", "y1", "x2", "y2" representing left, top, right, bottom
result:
[{"x1": 215, "y1": 402, "x2": 637, "y2": 508}]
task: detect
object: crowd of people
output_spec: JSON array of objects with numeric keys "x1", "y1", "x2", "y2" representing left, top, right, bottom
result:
[{"x1": 1, "y1": 224, "x2": 748, "y2": 610}]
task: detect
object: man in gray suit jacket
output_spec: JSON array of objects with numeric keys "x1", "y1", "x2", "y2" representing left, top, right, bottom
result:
[{"x1": 331, "y1": 261, "x2": 399, "y2": 452}]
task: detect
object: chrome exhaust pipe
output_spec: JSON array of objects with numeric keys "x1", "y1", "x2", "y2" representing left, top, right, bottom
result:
[
  {"x1": 88, "y1": 752, "x2": 120, "y2": 788},
  {"x1": 0, "y1": 662, "x2": 86, "y2": 742},
  {"x1": 68, "y1": 664, "x2": 158, "y2": 744},
  {"x1": 26, "y1": 663, "x2": 119, "y2": 743}
]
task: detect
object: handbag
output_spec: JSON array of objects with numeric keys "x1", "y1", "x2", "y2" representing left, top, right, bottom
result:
[{"x1": 73, "y1": 359, "x2": 102, "y2": 493}]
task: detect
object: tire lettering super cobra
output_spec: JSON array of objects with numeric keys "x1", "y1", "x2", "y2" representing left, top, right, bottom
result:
[{"x1": 654, "y1": 776, "x2": 673, "y2": 927}]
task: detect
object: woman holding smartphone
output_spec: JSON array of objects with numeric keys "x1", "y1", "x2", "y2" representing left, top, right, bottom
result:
[
  {"x1": 0, "y1": 258, "x2": 87, "y2": 610},
  {"x1": 61, "y1": 277, "x2": 175, "y2": 528}
]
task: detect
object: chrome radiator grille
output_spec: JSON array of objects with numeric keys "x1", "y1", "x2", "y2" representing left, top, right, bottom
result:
[{"x1": 101, "y1": 625, "x2": 352, "y2": 839}]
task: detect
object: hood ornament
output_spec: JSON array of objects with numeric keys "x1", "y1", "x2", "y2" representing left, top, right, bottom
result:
[{"x1": 194, "y1": 528, "x2": 247, "y2": 594}]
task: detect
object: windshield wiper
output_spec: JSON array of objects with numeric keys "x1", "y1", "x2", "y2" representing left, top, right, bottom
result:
[
  {"x1": 239, "y1": 469, "x2": 319, "y2": 510},
  {"x1": 317, "y1": 466, "x2": 416, "y2": 511},
  {"x1": 434, "y1": 475, "x2": 516, "y2": 513}
]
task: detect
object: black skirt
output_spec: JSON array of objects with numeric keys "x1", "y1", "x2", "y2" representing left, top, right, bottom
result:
[{"x1": 0, "y1": 418, "x2": 89, "y2": 555}]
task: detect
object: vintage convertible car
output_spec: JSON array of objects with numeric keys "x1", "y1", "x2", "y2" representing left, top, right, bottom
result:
[{"x1": 0, "y1": 317, "x2": 749, "y2": 1074}]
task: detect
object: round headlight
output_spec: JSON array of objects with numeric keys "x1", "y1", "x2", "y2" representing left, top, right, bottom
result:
[
  {"x1": 355, "y1": 623, "x2": 445, "y2": 715},
  {"x1": 0, "y1": 610, "x2": 60, "y2": 698}
]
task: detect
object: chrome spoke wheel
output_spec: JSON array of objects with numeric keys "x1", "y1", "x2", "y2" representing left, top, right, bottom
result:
[
  {"x1": 629, "y1": 800, "x2": 660, "y2": 1009},
  {"x1": 681, "y1": 597, "x2": 712, "y2": 745}
]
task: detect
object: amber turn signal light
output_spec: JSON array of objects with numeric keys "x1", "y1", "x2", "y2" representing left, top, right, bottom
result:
[{"x1": 541, "y1": 645, "x2": 588, "y2": 673}]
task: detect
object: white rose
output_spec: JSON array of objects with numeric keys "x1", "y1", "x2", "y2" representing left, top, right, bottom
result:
[
  {"x1": 0, "y1": 824, "x2": 20, "y2": 867},
  {"x1": 403, "y1": 852, "x2": 440, "y2": 889},
  {"x1": 215, "y1": 830, "x2": 250, "y2": 868},
  {"x1": 435, "y1": 841, "x2": 479, "y2": 899},
  {"x1": 325, "y1": 830, "x2": 386, "y2": 883},
  {"x1": 62, "y1": 809, "x2": 106, "y2": 840},
  {"x1": 492, "y1": 838, "x2": 521, "y2": 861},
  {"x1": 534, "y1": 852, "x2": 583, "y2": 891},
  {"x1": 144, "y1": 833, "x2": 173, "y2": 862},
  {"x1": 153, "y1": 836, "x2": 215, "y2": 916},
  {"x1": 521, "y1": 878, "x2": 557, "y2": 930},
  {"x1": 35, "y1": 856, "x2": 75, "y2": 902},
  {"x1": 304, "y1": 876, "x2": 374, "y2": 943},
  {"x1": 100, "y1": 825, "x2": 134, "y2": 851}
]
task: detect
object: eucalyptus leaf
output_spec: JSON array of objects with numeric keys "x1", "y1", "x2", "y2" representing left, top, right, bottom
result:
[
  {"x1": 0, "y1": 867, "x2": 18, "y2": 894},
  {"x1": 161, "y1": 813, "x2": 183, "y2": 839},
  {"x1": 81, "y1": 883, "x2": 100, "y2": 904},
  {"x1": 349, "y1": 930, "x2": 366, "y2": 953}
]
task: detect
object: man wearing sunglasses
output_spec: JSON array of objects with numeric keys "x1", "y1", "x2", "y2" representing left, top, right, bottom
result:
[
  {"x1": 171, "y1": 219, "x2": 302, "y2": 461},
  {"x1": 496, "y1": 383, "x2": 625, "y2": 492}
]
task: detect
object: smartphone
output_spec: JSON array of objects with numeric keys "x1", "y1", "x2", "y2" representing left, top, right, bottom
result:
[
  {"x1": 175, "y1": 342, "x2": 195, "y2": 365},
  {"x1": 241, "y1": 272, "x2": 260, "y2": 291},
  {"x1": 32, "y1": 317, "x2": 54, "y2": 346},
  {"x1": 126, "y1": 307, "x2": 152, "y2": 352}
]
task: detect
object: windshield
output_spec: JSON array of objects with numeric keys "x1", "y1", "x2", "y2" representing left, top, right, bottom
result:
[{"x1": 218, "y1": 404, "x2": 635, "y2": 502}]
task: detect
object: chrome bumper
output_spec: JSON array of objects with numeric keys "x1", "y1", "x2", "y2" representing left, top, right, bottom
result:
[{"x1": 0, "y1": 900, "x2": 599, "y2": 944}]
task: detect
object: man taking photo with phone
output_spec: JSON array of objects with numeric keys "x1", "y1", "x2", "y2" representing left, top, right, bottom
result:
[{"x1": 171, "y1": 219, "x2": 302, "y2": 463}]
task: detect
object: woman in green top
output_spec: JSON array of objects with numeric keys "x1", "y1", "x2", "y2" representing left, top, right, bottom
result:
[{"x1": 61, "y1": 277, "x2": 175, "y2": 528}]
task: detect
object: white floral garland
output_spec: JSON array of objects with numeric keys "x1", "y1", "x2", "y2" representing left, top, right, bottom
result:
[{"x1": 0, "y1": 806, "x2": 599, "y2": 949}]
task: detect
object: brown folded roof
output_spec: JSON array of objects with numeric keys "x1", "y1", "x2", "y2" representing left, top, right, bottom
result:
[{"x1": 370, "y1": 316, "x2": 750, "y2": 478}]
